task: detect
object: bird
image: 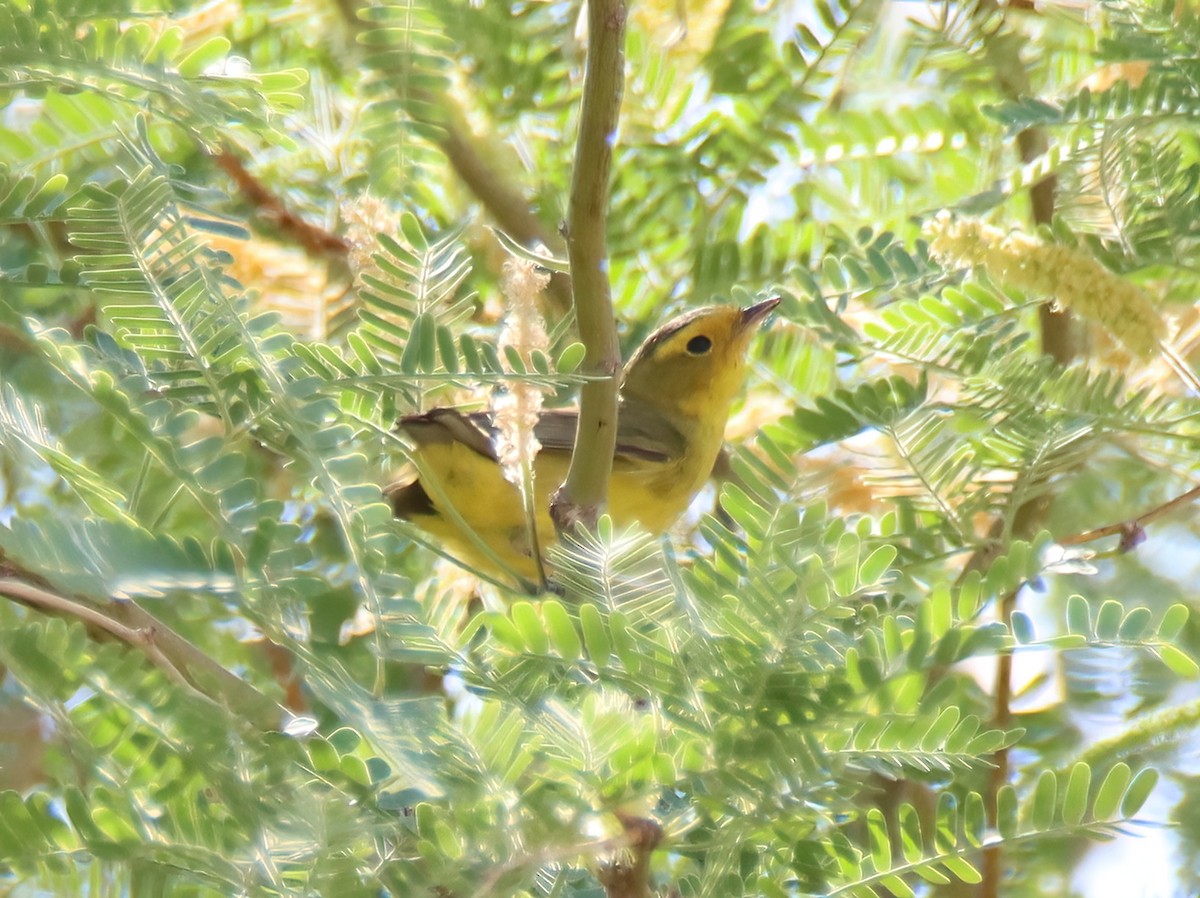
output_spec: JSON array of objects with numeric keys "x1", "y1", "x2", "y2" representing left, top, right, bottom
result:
[{"x1": 387, "y1": 297, "x2": 781, "y2": 585}]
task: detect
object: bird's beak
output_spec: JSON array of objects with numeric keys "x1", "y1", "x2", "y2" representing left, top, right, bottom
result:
[{"x1": 738, "y1": 297, "x2": 782, "y2": 332}]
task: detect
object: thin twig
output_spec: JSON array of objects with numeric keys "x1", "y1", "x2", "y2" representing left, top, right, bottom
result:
[
  {"x1": 1, "y1": 577, "x2": 162, "y2": 647},
  {"x1": 0, "y1": 571, "x2": 286, "y2": 728},
  {"x1": 982, "y1": 586, "x2": 1016, "y2": 894},
  {"x1": 1059, "y1": 483, "x2": 1200, "y2": 547},
  {"x1": 0, "y1": 577, "x2": 210, "y2": 699},
  {"x1": 213, "y1": 148, "x2": 350, "y2": 258},
  {"x1": 549, "y1": 0, "x2": 627, "y2": 536}
]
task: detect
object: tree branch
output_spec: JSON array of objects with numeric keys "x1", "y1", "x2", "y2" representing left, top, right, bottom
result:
[
  {"x1": 330, "y1": 0, "x2": 574, "y2": 311},
  {"x1": 438, "y1": 106, "x2": 574, "y2": 310},
  {"x1": 975, "y1": 7, "x2": 1078, "y2": 894},
  {"x1": 549, "y1": 0, "x2": 627, "y2": 536},
  {"x1": 0, "y1": 568, "x2": 286, "y2": 729}
]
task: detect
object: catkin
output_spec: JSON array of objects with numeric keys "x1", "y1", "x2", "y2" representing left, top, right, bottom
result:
[
  {"x1": 494, "y1": 258, "x2": 551, "y2": 486},
  {"x1": 924, "y1": 212, "x2": 1164, "y2": 358}
]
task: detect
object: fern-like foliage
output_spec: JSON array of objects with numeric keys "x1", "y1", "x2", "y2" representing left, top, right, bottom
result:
[
  {"x1": 71, "y1": 166, "x2": 249, "y2": 392},
  {"x1": 816, "y1": 761, "x2": 1158, "y2": 897},
  {"x1": 0, "y1": 0, "x2": 305, "y2": 142},
  {"x1": 355, "y1": 213, "x2": 474, "y2": 364},
  {"x1": 2, "y1": 1, "x2": 1199, "y2": 897}
]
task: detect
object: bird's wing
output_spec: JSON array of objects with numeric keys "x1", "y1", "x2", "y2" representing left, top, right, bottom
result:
[
  {"x1": 533, "y1": 405, "x2": 686, "y2": 464},
  {"x1": 397, "y1": 404, "x2": 687, "y2": 465},
  {"x1": 397, "y1": 408, "x2": 499, "y2": 460},
  {"x1": 389, "y1": 409, "x2": 498, "y2": 518},
  {"x1": 527, "y1": 409, "x2": 578, "y2": 452},
  {"x1": 613, "y1": 404, "x2": 688, "y2": 463}
]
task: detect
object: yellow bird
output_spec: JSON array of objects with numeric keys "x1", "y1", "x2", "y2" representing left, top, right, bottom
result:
[{"x1": 388, "y1": 298, "x2": 780, "y2": 583}]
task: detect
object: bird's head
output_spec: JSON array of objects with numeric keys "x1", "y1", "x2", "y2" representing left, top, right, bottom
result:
[{"x1": 620, "y1": 298, "x2": 780, "y2": 423}]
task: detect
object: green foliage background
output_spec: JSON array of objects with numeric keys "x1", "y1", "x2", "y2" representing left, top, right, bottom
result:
[{"x1": 2, "y1": 0, "x2": 1200, "y2": 895}]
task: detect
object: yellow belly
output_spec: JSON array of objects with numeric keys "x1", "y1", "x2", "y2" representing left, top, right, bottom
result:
[{"x1": 406, "y1": 437, "x2": 718, "y2": 584}]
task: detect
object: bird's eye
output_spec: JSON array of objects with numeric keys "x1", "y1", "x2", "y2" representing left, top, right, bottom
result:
[{"x1": 686, "y1": 335, "x2": 713, "y2": 355}]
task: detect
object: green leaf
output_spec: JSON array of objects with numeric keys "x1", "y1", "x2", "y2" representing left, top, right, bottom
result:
[
  {"x1": 176, "y1": 36, "x2": 231, "y2": 78},
  {"x1": 308, "y1": 738, "x2": 340, "y2": 773},
  {"x1": 91, "y1": 806, "x2": 139, "y2": 844},
  {"x1": 23, "y1": 172, "x2": 69, "y2": 216},
  {"x1": 490, "y1": 226, "x2": 570, "y2": 272},
  {"x1": 579, "y1": 602, "x2": 611, "y2": 665},
  {"x1": 502, "y1": 343, "x2": 527, "y2": 374},
  {"x1": 556, "y1": 341, "x2": 586, "y2": 373},
  {"x1": 866, "y1": 808, "x2": 891, "y2": 872},
  {"x1": 964, "y1": 792, "x2": 985, "y2": 847},
  {"x1": 941, "y1": 854, "x2": 982, "y2": 884},
  {"x1": 1158, "y1": 603, "x2": 1189, "y2": 641},
  {"x1": 1066, "y1": 594, "x2": 1091, "y2": 635},
  {"x1": 1010, "y1": 609, "x2": 1035, "y2": 644},
  {"x1": 832, "y1": 531, "x2": 860, "y2": 596},
  {"x1": 898, "y1": 804, "x2": 922, "y2": 864},
  {"x1": 400, "y1": 312, "x2": 434, "y2": 373},
  {"x1": 436, "y1": 324, "x2": 460, "y2": 373},
  {"x1": 1063, "y1": 762, "x2": 1091, "y2": 826},
  {"x1": 859, "y1": 544, "x2": 896, "y2": 585},
  {"x1": 913, "y1": 862, "x2": 950, "y2": 885},
  {"x1": 997, "y1": 785, "x2": 1018, "y2": 839},
  {"x1": 476, "y1": 611, "x2": 524, "y2": 653},
  {"x1": 957, "y1": 572, "x2": 983, "y2": 620},
  {"x1": 1118, "y1": 606, "x2": 1153, "y2": 640},
  {"x1": 460, "y1": 333, "x2": 483, "y2": 372},
  {"x1": 1094, "y1": 600, "x2": 1124, "y2": 641},
  {"x1": 510, "y1": 601, "x2": 549, "y2": 655},
  {"x1": 1157, "y1": 644, "x2": 1199, "y2": 677},
  {"x1": 921, "y1": 707, "x2": 960, "y2": 751},
  {"x1": 1030, "y1": 770, "x2": 1057, "y2": 831},
  {"x1": 1121, "y1": 768, "x2": 1159, "y2": 818},
  {"x1": 542, "y1": 599, "x2": 581, "y2": 662},
  {"x1": 933, "y1": 792, "x2": 957, "y2": 853},
  {"x1": 609, "y1": 611, "x2": 639, "y2": 674},
  {"x1": 340, "y1": 754, "x2": 370, "y2": 786},
  {"x1": 1093, "y1": 763, "x2": 1131, "y2": 820},
  {"x1": 64, "y1": 787, "x2": 105, "y2": 844},
  {"x1": 880, "y1": 874, "x2": 914, "y2": 897}
]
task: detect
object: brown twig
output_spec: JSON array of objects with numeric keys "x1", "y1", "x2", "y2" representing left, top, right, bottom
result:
[
  {"x1": 982, "y1": 586, "x2": 1016, "y2": 893},
  {"x1": 549, "y1": 0, "x2": 627, "y2": 537},
  {"x1": 2, "y1": 577, "x2": 170, "y2": 652},
  {"x1": 1021, "y1": 129, "x2": 1077, "y2": 366},
  {"x1": 0, "y1": 568, "x2": 286, "y2": 729},
  {"x1": 1059, "y1": 483, "x2": 1200, "y2": 548},
  {"x1": 213, "y1": 148, "x2": 350, "y2": 258}
]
